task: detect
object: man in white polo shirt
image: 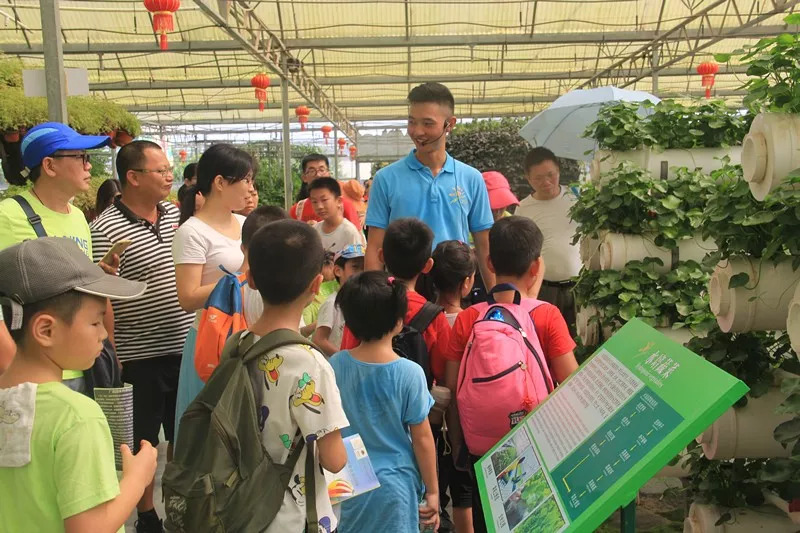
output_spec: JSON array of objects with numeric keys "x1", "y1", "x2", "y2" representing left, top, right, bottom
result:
[{"x1": 516, "y1": 147, "x2": 580, "y2": 336}]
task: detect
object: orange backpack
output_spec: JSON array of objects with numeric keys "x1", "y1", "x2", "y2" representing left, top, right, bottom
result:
[{"x1": 194, "y1": 269, "x2": 249, "y2": 382}]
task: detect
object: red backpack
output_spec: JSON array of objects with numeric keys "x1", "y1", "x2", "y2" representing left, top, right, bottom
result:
[{"x1": 194, "y1": 269, "x2": 249, "y2": 382}]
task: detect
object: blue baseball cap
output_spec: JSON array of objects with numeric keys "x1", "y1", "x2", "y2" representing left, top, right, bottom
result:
[
  {"x1": 334, "y1": 243, "x2": 365, "y2": 263},
  {"x1": 21, "y1": 122, "x2": 111, "y2": 171}
]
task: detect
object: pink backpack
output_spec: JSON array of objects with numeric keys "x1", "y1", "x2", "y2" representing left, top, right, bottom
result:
[{"x1": 457, "y1": 284, "x2": 554, "y2": 456}]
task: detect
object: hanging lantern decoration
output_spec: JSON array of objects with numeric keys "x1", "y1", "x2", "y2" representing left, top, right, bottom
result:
[
  {"x1": 143, "y1": 0, "x2": 180, "y2": 51},
  {"x1": 696, "y1": 61, "x2": 719, "y2": 99},
  {"x1": 250, "y1": 73, "x2": 270, "y2": 112},
  {"x1": 337, "y1": 137, "x2": 347, "y2": 154},
  {"x1": 321, "y1": 125, "x2": 333, "y2": 144},
  {"x1": 349, "y1": 145, "x2": 357, "y2": 161},
  {"x1": 295, "y1": 106, "x2": 311, "y2": 131},
  {"x1": 179, "y1": 149, "x2": 187, "y2": 162}
]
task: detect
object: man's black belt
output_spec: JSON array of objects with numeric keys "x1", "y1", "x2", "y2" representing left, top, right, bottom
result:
[{"x1": 542, "y1": 279, "x2": 576, "y2": 288}]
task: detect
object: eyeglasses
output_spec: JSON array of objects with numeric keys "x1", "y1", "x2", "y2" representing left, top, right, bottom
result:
[
  {"x1": 132, "y1": 167, "x2": 175, "y2": 178},
  {"x1": 303, "y1": 167, "x2": 329, "y2": 175},
  {"x1": 51, "y1": 153, "x2": 91, "y2": 165}
]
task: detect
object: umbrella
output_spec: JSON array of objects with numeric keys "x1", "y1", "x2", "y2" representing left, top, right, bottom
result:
[{"x1": 519, "y1": 86, "x2": 660, "y2": 161}]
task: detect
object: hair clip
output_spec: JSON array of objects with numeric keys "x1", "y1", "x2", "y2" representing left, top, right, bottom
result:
[{"x1": 387, "y1": 276, "x2": 395, "y2": 285}]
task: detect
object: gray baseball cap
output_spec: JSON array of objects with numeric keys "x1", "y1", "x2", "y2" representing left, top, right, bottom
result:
[{"x1": 0, "y1": 237, "x2": 146, "y2": 329}]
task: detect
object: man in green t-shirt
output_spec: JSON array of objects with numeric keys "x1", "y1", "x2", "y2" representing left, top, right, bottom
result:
[{"x1": 0, "y1": 122, "x2": 113, "y2": 389}]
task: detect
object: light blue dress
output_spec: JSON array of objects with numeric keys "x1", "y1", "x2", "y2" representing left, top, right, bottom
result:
[{"x1": 329, "y1": 351, "x2": 434, "y2": 533}]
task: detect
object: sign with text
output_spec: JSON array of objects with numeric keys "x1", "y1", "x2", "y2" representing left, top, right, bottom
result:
[{"x1": 475, "y1": 319, "x2": 747, "y2": 533}]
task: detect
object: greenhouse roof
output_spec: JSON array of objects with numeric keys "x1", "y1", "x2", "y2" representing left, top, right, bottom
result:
[{"x1": 0, "y1": 0, "x2": 797, "y2": 138}]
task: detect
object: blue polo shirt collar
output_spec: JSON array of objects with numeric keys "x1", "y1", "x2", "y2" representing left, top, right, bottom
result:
[{"x1": 405, "y1": 150, "x2": 455, "y2": 175}]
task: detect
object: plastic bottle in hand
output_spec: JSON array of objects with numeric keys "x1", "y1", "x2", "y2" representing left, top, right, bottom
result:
[{"x1": 419, "y1": 500, "x2": 435, "y2": 532}]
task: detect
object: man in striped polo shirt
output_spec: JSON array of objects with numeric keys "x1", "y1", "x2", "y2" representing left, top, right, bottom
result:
[{"x1": 91, "y1": 140, "x2": 193, "y2": 533}]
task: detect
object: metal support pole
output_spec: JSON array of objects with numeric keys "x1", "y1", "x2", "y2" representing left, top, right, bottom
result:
[
  {"x1": 651, "y1": 48, "x2": 659, "y2": 94},
  {"x1": 354, "y1": 131, "x2": 360, "y2": 181},
  {"x1": 40, "y1": 0, "x2": 68, "y2": 122},
  {"x1": 620, "y1": 500, "x2": 636, "y2": 533},
  {"x1": 333, "y1": 129, "x2": 339, "y2": 180},
  {"x1": 280, "y1": 62, "x2": 292, "y2": 211}
]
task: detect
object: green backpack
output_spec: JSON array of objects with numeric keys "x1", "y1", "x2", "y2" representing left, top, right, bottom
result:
[{"x1": 163, "y1": 329, "x2": 319, "y2": 532}]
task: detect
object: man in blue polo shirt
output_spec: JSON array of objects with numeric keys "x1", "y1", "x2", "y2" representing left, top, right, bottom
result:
[{"x1": 365, "y1": 82, "x2": 495, "y2": 287}]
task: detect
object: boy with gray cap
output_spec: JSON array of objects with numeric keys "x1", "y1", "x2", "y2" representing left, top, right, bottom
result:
[{"x1": 0, "y1": 237, "x2": 157, "y2": 533}]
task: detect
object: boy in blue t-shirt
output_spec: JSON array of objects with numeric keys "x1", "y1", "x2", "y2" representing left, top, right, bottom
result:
[{"x1": 330, "y1": 271, "x2": 439, "y2": 533}]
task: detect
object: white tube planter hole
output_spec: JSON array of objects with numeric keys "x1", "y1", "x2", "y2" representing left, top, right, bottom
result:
[
  {"x1": 695, "y1": 388, "x2": 794, "y2": 460},
  {"x1": 741, "y1": 113, "x2": 800, "y2": 201},
  {"x1": 709, "y1": 256, "x2": 800, "y2": 332}
]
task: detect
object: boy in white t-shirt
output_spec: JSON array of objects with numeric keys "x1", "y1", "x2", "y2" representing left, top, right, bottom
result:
[
  {"x1": 240, "y1": 205, "x2": 316, "y2": 337},
  {"x1": 309, "y1": 177, "x2": 364, "y2": 256},
  {"x1": 245, "y1": 220, "x2": 349, "y2": 532},
  {"x1": 313, "y1": 244, "x2": 365, "y2": 356}
]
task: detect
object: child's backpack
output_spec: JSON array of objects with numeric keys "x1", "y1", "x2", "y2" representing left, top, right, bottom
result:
[
  {"x1": 194, "y1": 268, "x2": 249, "y2": 382},
  {"x1": 392, "y1": 301, "x2": 443, "y2": 390},
  {"x1": 456, "y1": 284, "x2": 554, "y2": 456},
  {"x1": 164, "y1": 330, "x2": 320, "y2": 533}
]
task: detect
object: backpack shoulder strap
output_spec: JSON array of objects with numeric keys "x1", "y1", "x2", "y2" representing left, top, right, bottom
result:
[
  {"x1": 240, "y1": 329, "x2": 316, "y2": 364},
  {"x1": 12, "y1": 195, "x2": 47, "y2": 237},
  {"x1": 408, "y1": 301, "x2": 444, "y2": 333},
  {"x1": 304, "y1": 439, "x2": 318, "y2": 531}
]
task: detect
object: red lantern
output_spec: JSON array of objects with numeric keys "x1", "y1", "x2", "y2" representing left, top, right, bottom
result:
[
  {"x1": 295, "y1": 106, "x2": 311, "y2": 131},
  {"x1": 337, "y1": 137, "x2": 347, "y2": 154},
  {"x1": 321, "y1": 125, "x2": 333, "y2": 144},
  {"x1": 179, "y1": 149, "x2": 187, "y2": 162},
  {"x1": 250, "y1": 73, "x2": 270, "y2": 112},
  {"x1": 143, "y1": 0, "x2": 180, "y2": 51},
  {"x1": 696, "y1": 61, "x2": 719, "y2": 99},
  {"x1": 349, "y1": 145, "x2": 357, "y2": 160}
]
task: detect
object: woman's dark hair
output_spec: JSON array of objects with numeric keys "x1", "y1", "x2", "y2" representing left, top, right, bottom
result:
[
  {"x1": 196, "y1": 144, "x2": 255, "y2": 196},
  {"x1": 336, "y1": 271, "x2": 408, "y2": 342},
  {"x1": 94, "y1": 178, "x2": 121, "y2": 219},
  {"x1": 179, "y1": 185, "x2": 202, "y2": 225},
  {"x1": 431, "y1": 240, "x2": 476, "y2": 294}
]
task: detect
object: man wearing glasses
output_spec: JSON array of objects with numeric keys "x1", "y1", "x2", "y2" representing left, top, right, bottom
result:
[
  {"x1": 289, "y1": 153, "x2": 362, "y2": 229},
  {"x1": 0, "y1": 122, "x2": 114, "y2": 385},
  {"x1": 90, "y1": 140, "x2": 192, "y2": 533}
]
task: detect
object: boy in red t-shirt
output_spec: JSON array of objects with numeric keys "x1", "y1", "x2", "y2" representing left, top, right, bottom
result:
[
  {"x1": 443, "y1": 216, "x2": 579, "y2": 533},
  {"x1": 339, "y1": 217, "x2": 450, "y2": 385}
]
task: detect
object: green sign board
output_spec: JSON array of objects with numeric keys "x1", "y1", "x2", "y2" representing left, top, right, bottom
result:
[{"x1": 475, "y1": 319, "x2": 748, "y2": 533}]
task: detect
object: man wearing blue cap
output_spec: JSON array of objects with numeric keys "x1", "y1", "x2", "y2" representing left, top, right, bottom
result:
[{"x1": 0, "y1": 122, "x2": 114, "y2": 390}]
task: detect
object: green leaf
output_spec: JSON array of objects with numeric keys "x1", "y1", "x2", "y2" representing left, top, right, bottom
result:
[
  {"x1": 775, "y1": 393, "x2": 800, "y2": 415},
  {"x1": 784, "y1": 13, "x2": 800, "y2": 25},
  {"x1": 774, "y1": 417, "x2": 800, "y2": 445},
  {"x1": 660, "y1": 195, "x2": 682, "y2": 210},
  {"x1": 620, "y1": 279, "x2": 640, "y2": 291},
  {"x1": 713, "y1": 53, "x2": 732, "y2": 63},
  {"x1": 741, "y1": 211, "x2": 777, "y2": 226},
  {"x1": 619, "y1": 302, "x2": 639, "y2": 321},
  {"x1": 758, "y1": 458, "x2": 797, "y2": 482},
  {"x1": 728, "y1": 272, "x2": 750, "y2": 289}
]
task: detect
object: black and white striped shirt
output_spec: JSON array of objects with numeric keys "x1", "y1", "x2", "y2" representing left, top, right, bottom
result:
[{"x1": 91, "y1": 198, "x2": 193, "y2": 361}]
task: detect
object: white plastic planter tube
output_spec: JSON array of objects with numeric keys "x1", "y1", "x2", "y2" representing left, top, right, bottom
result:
[
  {"x1": 579, "y1": 232, "x2": 606, "y2": 270},
  {"x1": 695, "y1": 388, "x2": 794, "y2": 460},
  {"x1": 576, "y1": 306, "x2": 601, "y2": 346},
  {"x1": 591, "y1": 146, "x2": 742, "y2": 182},
  {"x1": 785, "y1": 283, "x2": 800, "y2": 361},
  {"x1": 599, "y1": 233, "x2": 716, "y2": 273},
  {"x1": 762, "y1": 490, "x2": 800, "y2": 525},
  {"x1": 709, "y1": 257, "x2": 800, "y2": 332},
  {"x1": 683, "y1": 503, "x2": 798, "y2": 533},
  {"x1": 741, "y1": 113, "x2": 800, "y2": 201}
]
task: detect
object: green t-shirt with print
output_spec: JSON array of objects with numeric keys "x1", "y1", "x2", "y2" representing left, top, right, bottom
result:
[
  {"x1": 0, "y1": 381, "x2": 122, "y2": 533},
  {"x1": 0, "y1": 190, "x2": 92, "y2": 379}
]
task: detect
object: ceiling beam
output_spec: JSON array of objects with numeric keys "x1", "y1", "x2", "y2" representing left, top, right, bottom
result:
[
  {"x1": 191, "y1": 0, "x2": 357, "y2": 140},
  {"x1": 125, "y1": 89, "x2": 745, "y2": 113},
  {"x1": 143, "y1": 111, "x2": 536, "y2": 126},
  {"x1": 91, "y1": 64, "x2": 749, "y2": 91},
  {"x1": 1, "y1": 25, "x2": 789, "y2": 55},
  {"x1": 582, "y1": 0, "x2": 800, "y2": 89}
]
